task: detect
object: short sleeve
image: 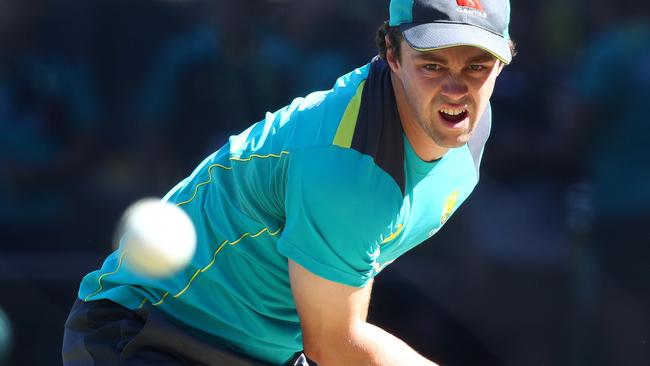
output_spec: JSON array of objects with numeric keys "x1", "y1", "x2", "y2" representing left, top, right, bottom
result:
[{"x1": 277, "y1": 146, "x2": 402, "y2": 287}]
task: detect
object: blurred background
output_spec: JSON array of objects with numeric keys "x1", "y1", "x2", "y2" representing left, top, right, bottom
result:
[{"x1": 0, "y1": 0, "x2": 649, "y2": 365}]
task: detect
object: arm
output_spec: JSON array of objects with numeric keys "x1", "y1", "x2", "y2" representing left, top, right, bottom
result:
[{"x1": 289, "y1": 260, "x2": 439, "y2": 366}]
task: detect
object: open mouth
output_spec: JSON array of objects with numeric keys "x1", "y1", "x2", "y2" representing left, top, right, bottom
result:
[{"x1": 439, "y1": 107, "x2": 468, "y2": 124}]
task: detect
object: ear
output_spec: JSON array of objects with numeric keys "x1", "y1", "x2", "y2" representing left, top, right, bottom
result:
[{"x1": 385, "y1": 35, "x2": 400, "y2": 73}]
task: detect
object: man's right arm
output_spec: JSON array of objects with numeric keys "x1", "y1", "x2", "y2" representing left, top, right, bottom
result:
[{"x1": 289, "y1": 259, "x2": 439, "y2": 366}]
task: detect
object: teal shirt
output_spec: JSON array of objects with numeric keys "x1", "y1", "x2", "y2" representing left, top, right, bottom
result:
[{"x1": 78, "y1": 59, "x2": 489, "y2": 365}]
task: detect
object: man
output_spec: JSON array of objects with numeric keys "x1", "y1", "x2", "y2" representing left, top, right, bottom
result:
[{"x1": 63, "y1": 0, "x2": 514, "y2": 365}]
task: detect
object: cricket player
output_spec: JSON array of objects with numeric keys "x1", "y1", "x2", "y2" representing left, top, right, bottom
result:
[{"x1": 63, "y1": 0, "x2": 515, "y2": 365}]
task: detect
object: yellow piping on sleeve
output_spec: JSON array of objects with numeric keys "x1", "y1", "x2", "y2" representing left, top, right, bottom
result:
[
  {"x1": 83, "y1": 250, "x2": 127, "y2": 302},
  {"x1": 86, "y1": 151, "x2": 289, "y2": 307},
  {"x1": 176, "y1": 151, "x2": 289, "y2": 207},
  {"x1": 149, "y1": 225, "x2": 285, "y2": 307}
]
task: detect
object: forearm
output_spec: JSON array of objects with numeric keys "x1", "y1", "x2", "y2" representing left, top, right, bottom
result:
[{"x1": 307, "y1": 321, "x2": 439, "y2": 366}]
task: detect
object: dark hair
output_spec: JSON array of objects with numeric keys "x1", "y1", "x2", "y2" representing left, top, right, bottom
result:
[
  {"x1": 376, "y1": 21, "x2": 403, "y2": 60},
  {"x1": 375, "y1": 20, "x2": 518, "y2": 62},
  {"x1": 508, "y1": 39, "x2": 518, "y2": 59}
]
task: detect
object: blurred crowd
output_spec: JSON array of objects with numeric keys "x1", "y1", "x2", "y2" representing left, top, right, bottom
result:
[{"x1": 0, "y1": 0, "x2": 648, "y2": 365}]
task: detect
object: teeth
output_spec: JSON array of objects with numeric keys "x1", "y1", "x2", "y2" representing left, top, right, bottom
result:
[{"x1": 439, "y1": 108, "x2": 466, "y2": 116}]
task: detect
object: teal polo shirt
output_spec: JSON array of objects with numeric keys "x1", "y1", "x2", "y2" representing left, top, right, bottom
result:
[{"x1": 78, "y1": 58, "x2": 490, "y2": 365}]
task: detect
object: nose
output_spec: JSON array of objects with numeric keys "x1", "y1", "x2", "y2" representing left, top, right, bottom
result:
[{"x1": 440, "y1": 74, "x2": 468, "y2": 101}]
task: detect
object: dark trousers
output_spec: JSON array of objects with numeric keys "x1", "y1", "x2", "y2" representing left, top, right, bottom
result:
[{"x1": 62, "y1": 299, "x2": 314, "y2": 366}]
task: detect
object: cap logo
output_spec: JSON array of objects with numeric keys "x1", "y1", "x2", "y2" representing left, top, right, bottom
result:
[
  {"x1": 456, "y1": 0, "x2": 487, "y2": 18},
  {"x1": 456, "y1": 0, "x2": 483, "y2": 10}
]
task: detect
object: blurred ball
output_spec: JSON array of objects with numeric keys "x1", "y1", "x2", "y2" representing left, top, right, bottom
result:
[{"x1": 115, "y1": 198, "x2": 196, "y2": 278}]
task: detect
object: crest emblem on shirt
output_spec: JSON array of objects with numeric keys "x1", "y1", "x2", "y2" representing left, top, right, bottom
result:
[
  {"x1": 381, "y1": 223, "x2": 403, "y2": 245},
  {"x1": 441, "y1": 189, "x2": 460, "y2": 225}
]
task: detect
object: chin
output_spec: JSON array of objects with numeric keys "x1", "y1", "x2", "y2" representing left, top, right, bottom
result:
[
  {"x1": 444, "y1": 139, "x2": 470, "y2": 148},
  {"x1": 431, "y1": 131, "x2": 472, "y2": 149}
]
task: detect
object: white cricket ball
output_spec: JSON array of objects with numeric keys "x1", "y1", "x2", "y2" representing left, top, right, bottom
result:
[{"x1": 115, "y1": 198, "x2": 197, "y2": 277}]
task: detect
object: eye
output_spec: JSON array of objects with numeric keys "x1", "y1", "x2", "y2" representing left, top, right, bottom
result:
[
  {"x1": 423, "y1": 63, "x2": 442, "y2": 71},
  {"x1": 468, "y1": 64, "x2": 486, "y2": 71}
]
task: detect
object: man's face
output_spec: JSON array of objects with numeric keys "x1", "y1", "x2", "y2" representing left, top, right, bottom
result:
[{"x1": 388, "y1": 40, "x2": 504, "y2": 152}]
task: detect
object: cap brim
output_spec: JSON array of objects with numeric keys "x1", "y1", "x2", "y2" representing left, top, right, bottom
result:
[{"x1": 401, "y1": 23, "x2": 512, "y2": 64}]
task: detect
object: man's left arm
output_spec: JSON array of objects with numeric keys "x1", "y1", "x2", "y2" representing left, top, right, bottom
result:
[{"x1": 289, "y1": 259, "x2": 440, "y2": 366}]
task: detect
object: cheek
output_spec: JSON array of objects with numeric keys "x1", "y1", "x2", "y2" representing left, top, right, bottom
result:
[
  {"x1": 407, "y1": 76, "x2": 440, "y2": 104},
  {"x1": 401, "y1": 69, "x2": 442, "y2": 114},
  {"x1": 482, "y1": 68, "x2": 501, "y2": 94},
  {"x1": 474, "y1": 76, "x2": 498, "y2": 106}
]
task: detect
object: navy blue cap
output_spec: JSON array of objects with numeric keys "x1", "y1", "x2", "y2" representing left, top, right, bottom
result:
[{"x1": 390, "y1": 0, "x2": 512, "y2": 64}]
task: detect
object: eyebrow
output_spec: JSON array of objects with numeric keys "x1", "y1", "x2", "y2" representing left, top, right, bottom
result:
[
  {"x1": 413, "y1": 52, "x2": 447, "y2": 63},
  {"x1": 413, "y1": 50, "x2": 498, "y2": 64},
  {"x1": 466, "y1": 52, "x2": 498, "y2": 64}
]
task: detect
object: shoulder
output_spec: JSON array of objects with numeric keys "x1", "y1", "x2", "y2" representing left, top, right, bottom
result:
[
  {"x1": 279, "y1": 145, "x2": 403, "y2": 286},
  {"x1": 277, "y1": 63, "x2": 373, "y2": 149},
  {"x1": 223, "y1": 63, "x2": 373, "y2": 160},
  {"x1": 287, "y1": 145, "x2": 402, "y2": 223}
]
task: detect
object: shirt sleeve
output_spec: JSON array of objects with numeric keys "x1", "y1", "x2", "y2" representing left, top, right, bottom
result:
[{"x1": 277, "y1": 145, "x2": 402, "y2": 287}]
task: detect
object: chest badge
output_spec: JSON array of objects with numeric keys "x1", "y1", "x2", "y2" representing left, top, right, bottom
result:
[
  {"x1": 381, "y1": 223, "x2": 403, "y2": 245},
  {"x1": 441, "y1": 189, "x2": 460, "y2": 225}
]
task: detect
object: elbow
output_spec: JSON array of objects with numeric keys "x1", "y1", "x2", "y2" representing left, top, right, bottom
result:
[
  {"x1": 302, "y1": 347, "x2": 323, "y2": 365},
  {"x1": 301, "y1": 322, "x2": 365, "y2": 365},
  {"x1": 302, "y1": 334, "x2": 327, "y2": 364}
]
